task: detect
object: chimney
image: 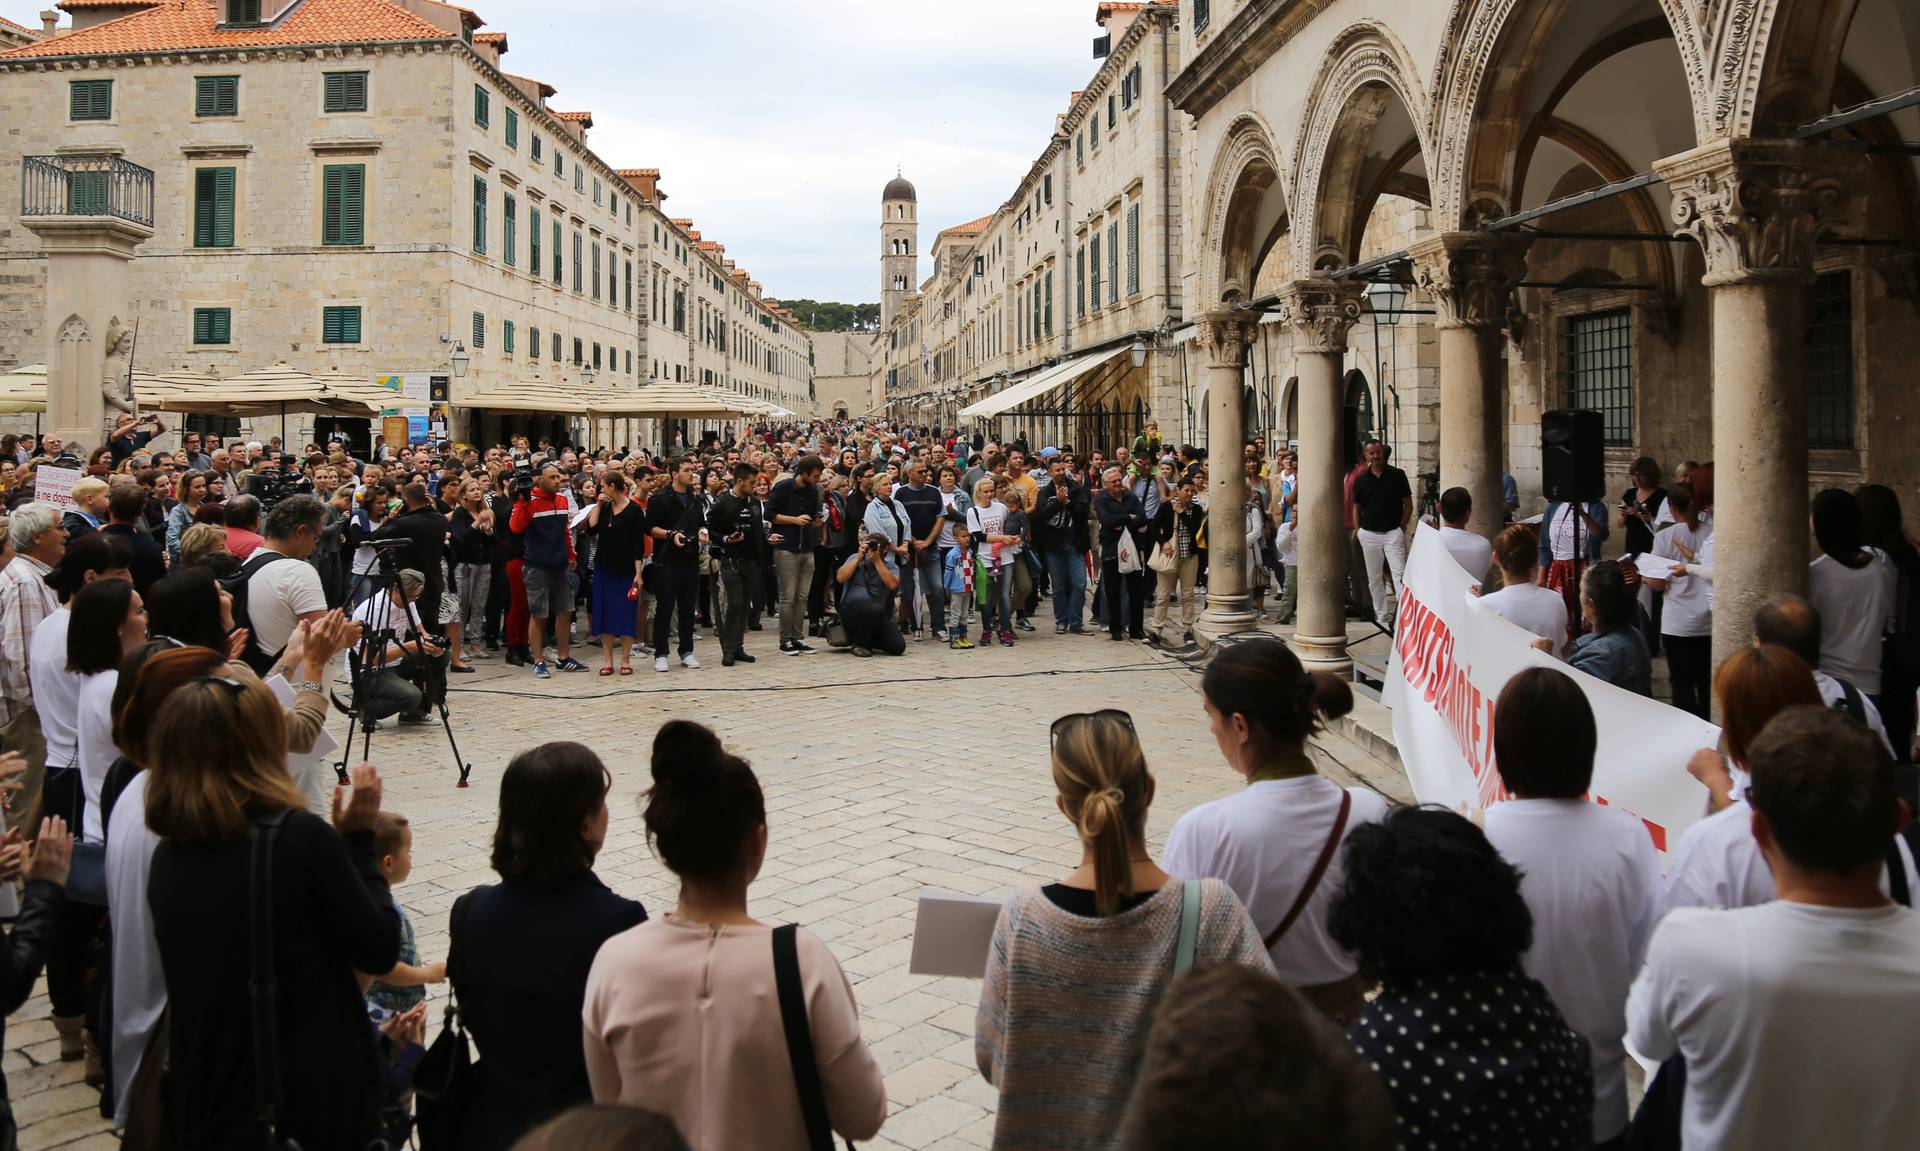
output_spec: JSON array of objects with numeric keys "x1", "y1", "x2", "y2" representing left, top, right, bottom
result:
[{"x1": 39, "y1": 10, "x2": 58, "y2": 34}]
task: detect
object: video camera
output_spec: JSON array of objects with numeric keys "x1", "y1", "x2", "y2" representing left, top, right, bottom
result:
[{"x1": 248, "y1": 453, "x2": 313, "y2": 511}]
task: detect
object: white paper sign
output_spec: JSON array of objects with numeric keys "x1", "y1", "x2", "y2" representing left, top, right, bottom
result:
[
  {"x1": 909, "y1": 890, "x2": 1008, "y2": 978},
  {"x1": 34, "y1": 465, "x2": 80, "y2": 514}
]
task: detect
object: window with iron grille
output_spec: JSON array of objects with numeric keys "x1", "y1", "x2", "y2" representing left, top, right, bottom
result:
[
  {"x1": 192, "y1": 308, "x2": 231, "y2": 346},
  {"x1": 1805, "y1": 270, "x2": 1854, "y2": 449},
  {"x1": 323, "y1": 71, "x2": 368, "y2": 113},
  {"x1": 1563, "y1": 309, "x2": 1633, "y2": 447},
  {"x1": 322, "y1": 306, "x2": 362, "y2": 344},
  {"x1": 195, "y1": 76, "x2": 238, "y2": 117},
  {"x1": 70, "y1": 80, "x2": 112, "y2": 121},
  {"x1": 1108, "y1": 94, "x2": 1117, "y2": 127}
]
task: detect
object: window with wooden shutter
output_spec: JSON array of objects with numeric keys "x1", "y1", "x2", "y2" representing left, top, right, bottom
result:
[
  {"x1": 1108, "y1": 222, "x2": 1120, "y2": 305},
  {"x1": 323, "y1": 71, "x2": 368, "y2": 113},
  {"x1": 572, "y1": 233, "x2": 583, "y2": 292},
  {"x1": 196, "y1": 76, "x2": 238, "y2": 117},
  {"x1": 591, "y1": 244, "x2": 601, "y2": 300},
  {"x1": 1045, "y1": 270, "x2": 1054, "y2": 338},
  {"x1": 1077, "y1": 247, "x2": 1087, "y2": 318},
  {"x1": 66, "y1": 171, "x2": 109, "y2": 215},
  {"x1": 503, "y1": 194, "x2": 516, "y2": 268},
  {"x1": 505, "y1": 108, "x2": 518, "y2": 149},
  {"x1": 471, "y1": 177, "x2": 487, "y2": 254},
  {"x1": 1126, "y1": 204, "x2": 1140, "y2": 296},
  {"x1": 322, "y1": 164, "x2": 365, "y2": 246},
  {"x1": 473, "y1": 85, "x2": 489, "y2": 127},
  {"x1": 1090, "y1": 234, "x2": 1102, "y2": 312},
  {"x1": 503, "y1": 320, "x2": 515, "y2": 356},
  {"x1": 531, "y1": 134, "x2": 542, "y2": 162},
  {"x1": 552, "y1": 332, "x2": 561, "y2": 361},
  {"x1": 226, "y1": 0, "x2": 261, "y2": 23},
  {"x1": 529, "y1": 326, "x2": 541, "y2": 360},
  {"x1": 192, "y1": 308, "x2": 232, "y2": 346},
  {"x1": 472, "y1": 311, "x2": 485, "y2": 349},
  {"x1": 322, "y1": 306, "x2": 362, "y2": 344},
  {"x1": 69, "y1": 80, "x2": 112, "y2": 121},
  {"x1": 530, "y1": 207, "x2": 542, "y2": 272},
  {"x1": 193, "y1": 168, "x2": 236, "y2": 248},
  {"x1": 1194, "y1": 0, "x2": 1210, "y2": 34}
]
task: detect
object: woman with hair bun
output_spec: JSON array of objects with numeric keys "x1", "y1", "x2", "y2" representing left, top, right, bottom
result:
[
  {"x1": 1162, "y1": 639, "x2": 1387, "y2": 1019},
  {"x1": 585, "y1": 721, "x2": 885, "y2": 1149},
  {"x1": 975, "y1": 710, "x2": 1270, "y2": 1151}
]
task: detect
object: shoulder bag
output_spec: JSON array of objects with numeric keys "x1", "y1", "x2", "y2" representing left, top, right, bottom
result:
[
  {"x1": 1263, "y1": 792, "x2": 1351, "y2": 951},
  {"x1": 774, "y1": 924, "x2": 855, "y2": 1151},
  {"x1": 413, "y1": 892, "x2": 476, "y2": 1150}
]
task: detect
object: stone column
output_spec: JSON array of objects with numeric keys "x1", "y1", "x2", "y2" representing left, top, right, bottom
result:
[
  {"x1": 1278, "y1": 280, "x2": 1365, "y2": 673},
  {"x1": 1655, "y1": 139, "x2": 1868, "y2": 667},
  {"x1": 1409, "y1": 233, "x2": 1530, "y2": 541},
  {"x1": 1195, "y1": 312, "x2": 1259, "y2": 645},
  {"x1": 20, "y1": 214, "x2": 154, "y2": 451}
]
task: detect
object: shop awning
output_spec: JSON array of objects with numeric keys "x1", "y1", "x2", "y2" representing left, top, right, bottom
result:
[
  {"x1": 580, "y1": 382, "x2": 762, "y2": 419},
  {"x1": 957, "y1": 344, "x2": 1131, "y2": 420},
  {"x1": 452, "y1": 377, "x2": 601, "y2": 415}
]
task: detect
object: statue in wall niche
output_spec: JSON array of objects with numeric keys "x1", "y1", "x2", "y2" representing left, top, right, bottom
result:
[{"x1": 101, "y1": 318, "x2": 135, "y2": 415}]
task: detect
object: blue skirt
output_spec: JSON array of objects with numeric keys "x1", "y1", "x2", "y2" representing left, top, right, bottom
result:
[{"x1": 590, "y1": 567, "x2": 639, "y2": 638}]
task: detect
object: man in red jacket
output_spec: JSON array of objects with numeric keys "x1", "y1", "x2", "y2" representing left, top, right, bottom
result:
[{"x1": 508, "y1": 464, "x2": 586, "y2": 678}]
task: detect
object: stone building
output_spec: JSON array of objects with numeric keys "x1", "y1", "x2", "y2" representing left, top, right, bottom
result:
[
  {"x1": 1165, "y1": 0, "x2": 1919, "y2": 665},
  {"x1": 878, "y1": 2, "x2": 1189, "y2": 454},
  {"x1": 809, "y1": 330, "x2": 880, "y2": 420},
  {"x1": 0, "y1": 0, "x2": 812, "y2": 450}
]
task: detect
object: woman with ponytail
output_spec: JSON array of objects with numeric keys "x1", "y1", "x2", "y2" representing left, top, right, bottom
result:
[
  {"x1": 975, "y1": 711, "x2": 1270, "y2": 1151},
  {"x1": 451, "y1": 742, "x2": 646, "y2": 1151},
  {"x1": 1163, "y1": 639, "x2": 1388, "y2": 1020},
  {"x1": 584, "y1": 720, "x2": 886, "y2": 1149}
]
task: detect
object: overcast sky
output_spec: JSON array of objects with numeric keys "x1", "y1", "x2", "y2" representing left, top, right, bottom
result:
[{"x1": 476, "y1": 0, "x2": 1101, "y2": 304}]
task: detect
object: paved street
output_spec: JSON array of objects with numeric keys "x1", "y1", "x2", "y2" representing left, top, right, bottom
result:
[{"x1": 7, "y1": 620, "x2": 1407, "y2": 1151}]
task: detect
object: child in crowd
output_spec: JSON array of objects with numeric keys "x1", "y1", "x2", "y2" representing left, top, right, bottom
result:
[
  {"x1": 945, "y1": 520, "x2": 977, "y2": 650},
  {"x1": 364, "y1": 812, "x2": 446, "y2": 1019}
]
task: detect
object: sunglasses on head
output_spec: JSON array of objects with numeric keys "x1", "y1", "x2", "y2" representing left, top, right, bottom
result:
[
  {"x1": 1050, "y1": 709, "x2": 1135, "y2": 750},
  {"x1": 190, "y1": 675, "x2": 248, "y2": 697}
]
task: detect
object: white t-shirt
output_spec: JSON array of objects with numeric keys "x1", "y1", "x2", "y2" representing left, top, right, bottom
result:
[
  {"x1": 967, "y1": 502, "x2": 1008, "y2": 563},
  {"x1": 1627, "y1": 902, "x2": 1920, "y2": 1150},
  {"x1": 1809, "y1": 549, "x2": 1894, "y2": 694},
  {"x1": 1814, "y1": 670, "x2": 1895, "y2": 756},
  {"x1": 350, "y1": 593, "x2": 425, "y2": 673},
  {"x1": 74, "y1": 669, "x2": 118, "y2": 844},
  {"x1": 106, "y1": 770, "x2": 164, "y2": 1125},
  {"x1": 245, "y1": 549, "x2": 329, "y2": 658},
  {"x1": 1481, "y1": 582, "x2": 1571, "y2": 658},
  {"x1": 1162, "y1": 774, "x2": 1389, "y2": 986},
  {"x1": 1484, "y1": 799, "x2": 1665, "y2": 1142},
  {"x1": 1439, "y1": 525, "x2": 1493, "y2": 582},
  {"x1": 1654, "y1": 521, "x2": 1713, "y2": 638},
  {"x1": 26, "y1": 607, "x2": 82, "y2": 768}
]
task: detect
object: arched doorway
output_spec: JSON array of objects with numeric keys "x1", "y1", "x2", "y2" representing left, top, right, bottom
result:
[{"x1": 1342, "y1": 369, "x2": 1375, "y2": 468}]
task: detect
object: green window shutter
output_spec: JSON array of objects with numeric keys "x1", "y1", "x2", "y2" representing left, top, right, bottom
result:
[
  {"x1": 505, "y1": 108, "x2": 518, "y2": 149},
  {"x1": 552, "y1": 220, "x2": 563, "y2": 284},
  {"x1": 474, "y1": 85, "x2": 489, "y2": 127},
  {"x1": 1127, "y1": 204, "x2": 1140, "y2": 295},
  {"x1": 228, "y1": 0, "x2": 261, "y2": 23},
  {"x1": 196, "y1": 76, "x2": 238, "y2": 117},
  {"x1": 472, "y1": 176, "x2": 487, "y2": 254},
  {"x1": 323, "y1": 71, "x2": 368, "y2": 113},
  {"x1": 322, "y1": 306, "x2": 362, "y2": 344},
  {"x1": 572, "y1": 233, "x2": 583, "y2": 292},
  {"x1": 193, "y1": 168, "x2": 235, "y2": 248},
  {"x1": 1045, "y1": 270, "x2": 1054, "y2": 337},
  {"x1": 322, "y1": 164, "x2": 365, "y2": 246},
  {"x1": 1108, "y1": 222, "x2": 1120, "y2": 305},
  {"x1": 504, "y1": 320, "x2": 515, "y2": 355},
  {"x1": 529, "y1": 326, "x2": 540, "y2": 360},
  {"x1": 66, "y1": 171, "x2": 108, "y2": 215},
  {"x1": 70, "y1": 80, "x2": 112, "y2": 121},
  {"x1": 530, "y1": 206, "x2": 541, "y2": 271},
  {"x1": 591, "y1": 244, "x2": 601, "y2": 300},
  {"x1": 503, "y1": 194, "x2": 516, "y2": 268},
  {"x1": 193, "y1": 308, "x2": 231, "y2": 345},
  {"x1": 472, "y1": 311, "x2": 485, "y2": 348}
]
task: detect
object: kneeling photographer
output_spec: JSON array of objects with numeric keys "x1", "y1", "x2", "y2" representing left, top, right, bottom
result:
[
  {"x1": 835, "y1": 533, "x2": 904, "y2": 657},
  {"x1": 349, "y1": 566, "x2": 449, "y2": 728}
]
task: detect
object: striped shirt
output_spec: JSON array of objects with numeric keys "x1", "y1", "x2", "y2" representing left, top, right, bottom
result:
[
  {"x1": 0, "y1": 556, "x2": 57, "y2": 726},
  {"x1": 975, "y1": 879, "x2": 1273, "y2": 1150}
]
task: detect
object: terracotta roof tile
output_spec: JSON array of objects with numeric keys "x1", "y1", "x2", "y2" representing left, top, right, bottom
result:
[
  {"x1": 473, "y1": 30, "x2": 504, "y2": 46},
  {"x1": 56, "y1": 0, "x2": 157, "y2": 9},
  {"x1": 0, "y1": 14, "x2": 41, "y2": 34},
  {"x1": 0, "y1": 0, "x2": 456, "y2": 60},
  {"x1": 616, "y1": 168, "x2": 659, "y2": 178},
  {"x1": 938, "y1": 214, "x2": 993, "y2": 239},
  {"x1": 553, "y1": 110, "x2": 592, "y2": 125}
]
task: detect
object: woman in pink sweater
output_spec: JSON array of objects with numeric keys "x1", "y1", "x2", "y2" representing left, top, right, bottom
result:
[{"x1": 583, "y1": 721, "x2": 887, "y2": 1149}]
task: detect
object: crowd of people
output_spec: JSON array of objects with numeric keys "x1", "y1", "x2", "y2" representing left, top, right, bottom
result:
[{"x1": 0, "y1": 417, "x2": 1913, "y2": 1149}]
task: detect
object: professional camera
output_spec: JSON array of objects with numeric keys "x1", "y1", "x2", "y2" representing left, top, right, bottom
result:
[
  {"x1": 1419, "y1": 470, "x2": 1441, "y2": 508},
  {"x1": 508, "y1": 465, "x2": 537, "y2": 500},
  {"x1": 248, "y1": 458, "x2": 313, "y2": 512}
]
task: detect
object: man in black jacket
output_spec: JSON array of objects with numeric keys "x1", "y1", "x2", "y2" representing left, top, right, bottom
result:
[
  {"x1": 706, "y1": 463, "x2": 763, "y2": 667},
  {"x1": 374, "y1": 483, "x2": 449, "y2": 631},
  {"x1": 1036, "y1": 457, "x2": 1092, "y2": 634},
  {"x1": 644, "y1": 456, "x2": 705, "y2": 672},
  {"x1": 1092, "y1": 466, "x2": 1149, "y2": 641}
]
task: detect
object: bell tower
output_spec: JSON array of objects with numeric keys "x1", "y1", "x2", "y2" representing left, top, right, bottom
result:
[{"x1": 881, "y1": 172, "x2": 917, "y2": 329}]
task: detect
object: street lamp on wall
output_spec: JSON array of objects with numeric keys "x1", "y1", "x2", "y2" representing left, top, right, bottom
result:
[
  {"x1": 1366, "y1": 281, "x2": 1408, "y2": 327},
  {"x1": 1129, "y1": 339, "x2": 1148, "y2": 369},
  {"x1": 450, "y1": 341, "x2": 471, "y2": 378}
]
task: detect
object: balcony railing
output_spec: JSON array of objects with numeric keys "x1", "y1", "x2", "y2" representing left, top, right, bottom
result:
[{"x1": 21, "y1": 154, "x2": 154, "y2": 228}]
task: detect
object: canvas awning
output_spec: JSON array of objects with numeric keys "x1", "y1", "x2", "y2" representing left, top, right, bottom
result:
[
  {"x1": 452, "y1": 377, "x2": 601, "y2": 414},
  {"x1": 581, "y1": 382, "x2": 762, "y2": 418},
  {"x1": 136, "y1": 362, "x2": 386, "y2": 418},
  {"x1": 957, "y1": 344, "x2": 1131, "y2": 419}
]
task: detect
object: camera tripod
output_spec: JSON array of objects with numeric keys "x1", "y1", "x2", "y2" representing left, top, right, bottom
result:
[{"x1": 332, "y1": 541, "x2": 474, "y2": 788}]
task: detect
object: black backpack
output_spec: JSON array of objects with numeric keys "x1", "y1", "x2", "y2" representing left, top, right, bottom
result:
[{"x1": 221, "y1": 551, "x2": 294, "y2": 675}]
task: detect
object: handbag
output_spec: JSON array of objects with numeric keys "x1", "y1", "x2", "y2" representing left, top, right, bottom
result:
[
  {"x1": 1146, "y1": 541, "x2": 1177, "y2": 575},
  {"x1": 773, "y1": 925, "x2": 855, "y2": 1151},
  {"x1": 1116, "y1": 529, "x2": 1143, "y2": 575},
  {"x1": 414, "y1": 893, "x2": 476, "y2": 1151}
]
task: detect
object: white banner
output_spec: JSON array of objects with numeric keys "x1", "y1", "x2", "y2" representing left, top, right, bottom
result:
[{"x1": 1384, "y1": 524, "x2": 1720, "y2": 852}]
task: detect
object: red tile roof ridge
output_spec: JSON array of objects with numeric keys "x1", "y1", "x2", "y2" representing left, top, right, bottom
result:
[{"x1": 0, "y1": 0, "x2": 458, "y2": 60}]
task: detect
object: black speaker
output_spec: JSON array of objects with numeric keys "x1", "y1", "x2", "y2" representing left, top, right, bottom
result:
[{"x1": 1542, "y1": 409, "x2": 1605, "y2": 504}]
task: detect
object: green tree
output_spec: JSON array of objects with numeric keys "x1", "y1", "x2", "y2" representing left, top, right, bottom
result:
[{"x1": 769, "y1": 299, "x2": 879, "y2": 333}]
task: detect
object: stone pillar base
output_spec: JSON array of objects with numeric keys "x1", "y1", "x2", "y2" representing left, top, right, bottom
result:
[
  {"x1": 1195, "y1": 600, "x2": 1260, "y2": 649},
  {"x1": 1290, "y1": 630, "x2": 1353, "y2": 675}
]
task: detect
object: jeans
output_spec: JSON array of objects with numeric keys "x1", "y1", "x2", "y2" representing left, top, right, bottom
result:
[
  {"x1": 913, "y1": 548, "x2": 948, "y2": 635},
  {"x1": 717, "y1": 559, "x2": 759, "y2": 656},
  {"x1": 652, "y1": 563, "x2": 699, "y2": 657},
  {"x1": 1357, "y1": 527, "x2": 1409, "y2": 626},
  {"x1": 1044, "y1": 545, "x2": 1088, "y2": 628},
  {"x1": 357, "y1": 648, "x2": 449, "y2": 722},
  {"x1": 1664, "y1": 633, "x2": 1713, "y2": 719},
  {"x1": 774, "y1": 549, "x2": 814, "y2": 644},
  {"x1": 979, "y1": 569, "x2": 1012, "y2": 634},
  {"x1": 455, "y1": 562, "x2": 491, "y2": 634}
]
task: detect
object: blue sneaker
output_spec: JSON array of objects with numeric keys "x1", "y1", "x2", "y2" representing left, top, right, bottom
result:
[
  {"x1": 533, "y1": 661, "x2": 551, "y2": 679},
  {"x1": 555, "y1": 657, "x2": 588, "y2": 672}
]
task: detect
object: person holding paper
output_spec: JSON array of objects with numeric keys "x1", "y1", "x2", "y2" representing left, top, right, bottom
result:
[
  {"x1": 1646, "y1": 484, "x2": 1713, "y2": 719},
  {"x1": 1483, "y1": 668, "x2": 1663, "y2": 1147}
]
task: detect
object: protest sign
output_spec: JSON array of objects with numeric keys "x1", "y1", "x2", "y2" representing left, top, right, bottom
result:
[{"x1": 33, "y1": 465, "x2": 80, "y2": 515}]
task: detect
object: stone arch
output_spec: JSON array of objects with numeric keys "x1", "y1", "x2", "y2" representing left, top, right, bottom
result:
[
  {"x1": 1732, "y1": 0, "x2": 1868, "y2": 136},
  {"x1": 1429, "y1": 0, "x2": 1706, "y2": 225},
  {"x1": 1198, "y1": 112, "x2": 1291, "y2": 307},
  {"x1": 1289, "y1": 21, "x2": 1436, "y2": 274}
]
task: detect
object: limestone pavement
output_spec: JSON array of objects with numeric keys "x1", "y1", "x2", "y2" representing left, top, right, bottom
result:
[{"x1": 7, "y1": 620, "x2": 1408, "y2": 1151}]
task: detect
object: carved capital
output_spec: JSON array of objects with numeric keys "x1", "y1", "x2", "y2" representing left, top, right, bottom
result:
[
  {"x1": 1655, "y1": 139, "x2": 1868, "y2": 287},
  {"x1": 1275, "y1": 279, "x2": 1365, "y2": 354},
  {"x1": 1408, "y1": 232, "x2": 1531, "y2": 331},
  {"x1": 1197, "y1": 312, "x2": 1258, "y2": 369}
]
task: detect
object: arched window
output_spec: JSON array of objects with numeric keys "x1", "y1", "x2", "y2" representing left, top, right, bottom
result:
[{"x1": 1342, "y1": 369, "x2": 1376, "y2": 470}]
